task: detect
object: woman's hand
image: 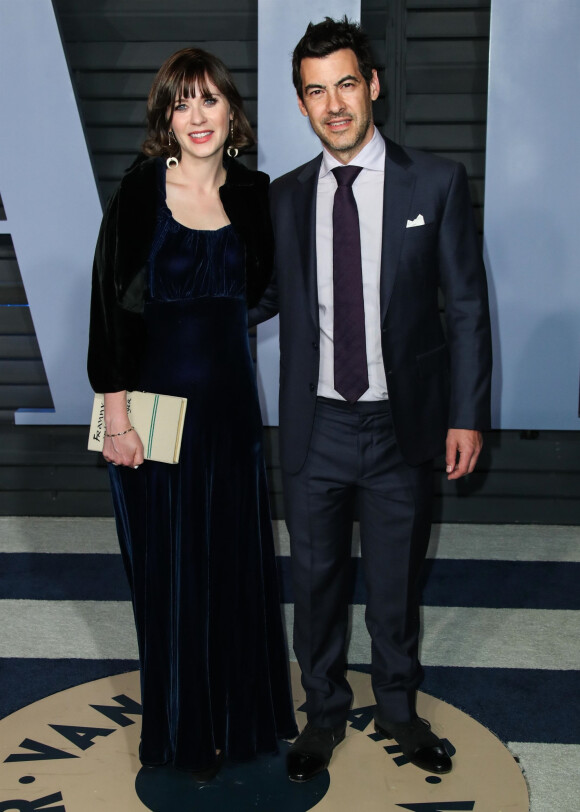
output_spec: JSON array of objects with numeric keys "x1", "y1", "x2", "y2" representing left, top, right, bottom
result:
[
  {"x1": 103, "y1": 429, "x2": 145, "y2": 468},
  {"x1": 103, "y1": 391, "x2": 145, "y2": 468}
]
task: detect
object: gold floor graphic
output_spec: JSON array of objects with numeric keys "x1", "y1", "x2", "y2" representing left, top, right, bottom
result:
[{"x1": 0, "y1": 664, "x2": 529, "y2": 811}]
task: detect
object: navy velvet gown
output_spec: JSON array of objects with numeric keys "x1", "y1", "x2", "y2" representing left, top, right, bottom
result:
[{"x1": 108, "y1": 163, "x2": 297, "y2": 771}]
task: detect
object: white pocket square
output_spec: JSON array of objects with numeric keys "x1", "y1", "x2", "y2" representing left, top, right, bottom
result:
[{"x1": 406, "y1": 214, "x2": 425, "y2": 228}]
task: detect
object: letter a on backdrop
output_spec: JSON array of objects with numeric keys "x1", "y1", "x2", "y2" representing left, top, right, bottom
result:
[{"x1": 0, "y1": 0, "x2": 102, "y2": 423}]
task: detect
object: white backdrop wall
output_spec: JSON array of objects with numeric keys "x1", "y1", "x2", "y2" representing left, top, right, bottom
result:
[{"x1": 484, "y1": 0, "x2": 580, "y2": 429}]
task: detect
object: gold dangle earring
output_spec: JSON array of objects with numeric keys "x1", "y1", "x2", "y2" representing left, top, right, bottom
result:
[
  {"x1": 166, "y1": 130, "x2": 178, "y2": 168},
  {"x1": 226, "y1": 120, "x2": 238, "y2": 158}
]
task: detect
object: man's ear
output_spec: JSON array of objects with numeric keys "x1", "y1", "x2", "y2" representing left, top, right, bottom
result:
[
  {"x1": 370, "y1": 69, "x2": 380, "y2": 102},
  {"x1": 297, "y1": 94, "x2": 309, "y2": 118}
]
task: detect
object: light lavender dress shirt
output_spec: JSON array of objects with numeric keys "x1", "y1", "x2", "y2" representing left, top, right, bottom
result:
[{"x1": 315, "y1": 125, "x2": 388, "y2": 401}]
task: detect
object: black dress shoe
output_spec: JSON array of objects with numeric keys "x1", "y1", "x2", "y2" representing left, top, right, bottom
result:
[
  {"x1": 374, "y1": 717, "x2": 452, "y2": 774},
  {"x1": 287, "y1": 722, "x2": 346, "y2": 782}
]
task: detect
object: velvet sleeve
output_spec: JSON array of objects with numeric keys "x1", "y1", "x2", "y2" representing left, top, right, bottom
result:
[
  {"x1": 248, "y1": 171, "x2": 275, "y2": 308},
  {"x1": 247, "y1": 177, "x2": 280, "y2": 326},
  {"x1": 221, "y1": 163, "x2": 274, "y2": 309},
  {"x1": 87, "y1": 188, "x2": 145, "y2": 393}
]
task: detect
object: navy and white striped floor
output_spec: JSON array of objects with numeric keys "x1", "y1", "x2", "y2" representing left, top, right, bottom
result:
[{"x1": 0, "y1": 517, "x2": 578, "y2": 810}]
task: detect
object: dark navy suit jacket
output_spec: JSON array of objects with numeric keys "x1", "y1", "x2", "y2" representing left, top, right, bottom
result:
[{"x1": 249, "y1": 136, "x2": 492, "y2": 473}]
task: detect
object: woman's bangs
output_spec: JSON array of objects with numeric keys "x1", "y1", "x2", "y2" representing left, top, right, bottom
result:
[{"x1": 175, "y1": 69, "x2": 214, "y2": 102}]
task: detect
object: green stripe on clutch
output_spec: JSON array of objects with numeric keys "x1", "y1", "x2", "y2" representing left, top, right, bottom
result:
[{"x1": 148, "y1": 395, "x2": 159, "y2": 457}]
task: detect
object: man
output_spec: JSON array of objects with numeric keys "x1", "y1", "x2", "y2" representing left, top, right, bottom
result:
[{"x1": 249, "y1": 17, "x2": 492, "y2": 782}]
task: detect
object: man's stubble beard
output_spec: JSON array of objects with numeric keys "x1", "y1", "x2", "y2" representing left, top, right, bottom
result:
[{"x1": 314, "y1": 109, "x2": 373, "y2": 157}]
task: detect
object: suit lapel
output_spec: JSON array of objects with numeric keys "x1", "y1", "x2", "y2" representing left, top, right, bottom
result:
[
  {"x1": 292, "y1": 156, "x2": 321, "y2": 328},
  {"x1": 380, "y1": 140, "x2": 416, "y2": 323},
  {"x1": 287, "y1": 143, "x2": 416, "y2": 328}
]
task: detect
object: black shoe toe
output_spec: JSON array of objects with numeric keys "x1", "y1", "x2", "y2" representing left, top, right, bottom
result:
[
  {"x1": 286, "y1": 722, "x2": 346, "y2": 782},
  {"x1": 411, "y1": 744, "x2": 452, "y2": 774},
  {"x1": 287, "y1": 751, "x2": 328, "y2": 782},
  {"x1": 374, "y1": 717, "x2": 452, "y2": 775}
]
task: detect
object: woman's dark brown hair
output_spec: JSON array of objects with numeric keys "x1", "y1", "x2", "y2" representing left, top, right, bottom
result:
[{"x1": 143, "y1": 47, "x2": 255, "y2": 160}]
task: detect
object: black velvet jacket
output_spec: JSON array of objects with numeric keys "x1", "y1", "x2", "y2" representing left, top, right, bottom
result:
[{"x1": 87, "y1": 156, "x2": 273, "y2": 393}]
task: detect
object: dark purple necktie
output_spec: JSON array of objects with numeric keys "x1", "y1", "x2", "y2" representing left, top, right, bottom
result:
[{"x1": 332, "y1": 165, "x2": 369, "y2": 404}]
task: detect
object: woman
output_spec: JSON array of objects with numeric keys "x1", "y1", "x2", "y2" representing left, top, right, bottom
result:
[{"x1": 88, "y1": 48, "x2": 297, "y2": 778}]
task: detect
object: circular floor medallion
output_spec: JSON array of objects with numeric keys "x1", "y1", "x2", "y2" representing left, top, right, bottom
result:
[{"x1": 0, "y1": 665, "x2": 529, "y2": 811}]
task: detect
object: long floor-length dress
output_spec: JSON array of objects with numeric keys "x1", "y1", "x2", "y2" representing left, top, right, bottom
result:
[{"x1": 108, "y1": 162, "x2": 297, "y2": 771}]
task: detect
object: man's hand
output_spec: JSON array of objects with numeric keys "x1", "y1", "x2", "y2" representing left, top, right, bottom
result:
[{"x1": 445, "y1": 429, "x2": 483, "y2": 480}]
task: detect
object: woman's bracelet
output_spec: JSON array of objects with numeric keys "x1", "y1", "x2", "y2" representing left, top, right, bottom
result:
[{"x1": 104, "y1": 426, "x2": 134, "y2": 438}]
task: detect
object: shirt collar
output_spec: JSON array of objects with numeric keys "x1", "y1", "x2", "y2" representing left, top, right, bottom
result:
[{"x1": 319, "y1": 125, "x2": 385, "y2": 178}]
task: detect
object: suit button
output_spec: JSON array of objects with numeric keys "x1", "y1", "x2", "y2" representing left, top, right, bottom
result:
[
  {"x1": 312, "y1": 342, "x2": 319, "y2": 350},
  {"x1": 309, "y1": 383, "x2": 315, "y2": 392}
]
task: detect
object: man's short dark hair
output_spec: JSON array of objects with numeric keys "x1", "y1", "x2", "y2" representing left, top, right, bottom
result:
[{"x1": 292, "y1": 16, "x2": 375, "y2": 100}]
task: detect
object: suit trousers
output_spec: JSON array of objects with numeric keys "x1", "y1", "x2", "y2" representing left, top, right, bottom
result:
[{"x1": 283, "y1": 397, "x2": 433, "y2": 728}]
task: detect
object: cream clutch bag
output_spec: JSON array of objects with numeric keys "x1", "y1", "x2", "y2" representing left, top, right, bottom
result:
[{"x1": 88, "y1": 391, "x2": 187, "y2": 464}]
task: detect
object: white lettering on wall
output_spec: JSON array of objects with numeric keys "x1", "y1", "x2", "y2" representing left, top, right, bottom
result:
[
  {"x1": 0, "y1": 0, "x2": 102, "y2": 424},
  {"x1": 485, "y1": 0, "x2": 580, "y2": 429}
]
